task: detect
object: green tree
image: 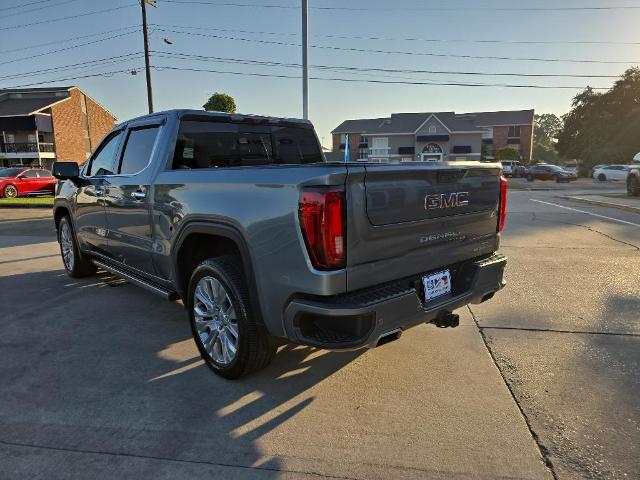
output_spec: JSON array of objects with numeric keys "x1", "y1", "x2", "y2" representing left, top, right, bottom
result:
[
  {"x1": 532, "y1": 113, "x2": 561, "y2": 163},
  {"x1": 557, "y1": 68, "x2": 640, "y2": 171},
  {"x1": 203, "y1": 92, "x2": 237, "y2": 113},
  {"x1": 495, "y1": 146, "x2": 520, "y2": 161}
]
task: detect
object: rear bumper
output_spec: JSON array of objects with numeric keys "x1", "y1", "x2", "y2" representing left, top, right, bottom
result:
[{"x1": 283, "y1": 253, "x2": 506, "y2": 350}]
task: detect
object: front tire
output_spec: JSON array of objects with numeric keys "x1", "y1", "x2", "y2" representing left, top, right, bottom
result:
[
  {"x1": 598, "y1": 173, "x2": 606, "y2": 182},
  {"x1": 3, "y1": 184, "x2": 18, "y2": 198},
  {"x1": 188, "y1": 255, "x2": 276, "y2": 379},
  {"x1": 58, "y1": 216, "x2": 96, "y2": 278},
  {"x1": 628, "y1": 176, "x2": 640, "y2": 196}
]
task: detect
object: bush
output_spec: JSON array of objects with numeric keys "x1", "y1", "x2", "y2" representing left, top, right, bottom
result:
[{"x1": 495, "y1": 147, "x2": 520, "y2": 161}]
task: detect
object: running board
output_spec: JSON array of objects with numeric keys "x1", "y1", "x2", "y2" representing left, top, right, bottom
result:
[{"x1": 92, "y1": 259, "x2": 178, "y2": 301}]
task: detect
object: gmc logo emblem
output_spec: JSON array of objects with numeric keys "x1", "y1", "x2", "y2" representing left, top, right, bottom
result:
[{"x1": 425, "y1": 192, "x2": 469, "y2": 210}]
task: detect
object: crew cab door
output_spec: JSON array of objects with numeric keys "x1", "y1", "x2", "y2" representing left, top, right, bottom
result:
[
  {"x1": 74, "y1": 130, "x2": 124, "y2": 255},
  {"x1": 102, "y1": 119, "x2": 162, "y2": 276}
]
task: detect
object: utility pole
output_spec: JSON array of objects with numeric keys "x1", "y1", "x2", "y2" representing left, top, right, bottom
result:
[
  {"x1": 302, "y1": 0, "x2": 309, "y2": 119},
  {"x1": 140, "y1": 0, "x2": 154, "y2": 114}
]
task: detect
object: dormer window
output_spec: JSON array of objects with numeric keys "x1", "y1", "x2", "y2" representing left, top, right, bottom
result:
[{"x1": 429, "y1": 125, "x2": 437, "y2": 134}]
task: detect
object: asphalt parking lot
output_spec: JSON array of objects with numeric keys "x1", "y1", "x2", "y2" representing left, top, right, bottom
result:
[{"x1": 0, "y1": 181, "x2": 638, "y2": 479}]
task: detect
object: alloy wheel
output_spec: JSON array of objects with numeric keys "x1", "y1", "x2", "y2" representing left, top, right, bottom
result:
[
  {"x1": 4, "y1": 185, "x2": 17, "y2": 198},
  {"x1": 60, "y1": 222, "x2": 75, "y2": 271},
  {"x1": 193, "y1": 276, "x2": 239, "y2": 365}
]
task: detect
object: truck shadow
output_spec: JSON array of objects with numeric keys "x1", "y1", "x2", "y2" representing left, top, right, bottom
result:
[{"x1": 0, "y1": 268, "x2": 363, "y2": 476}]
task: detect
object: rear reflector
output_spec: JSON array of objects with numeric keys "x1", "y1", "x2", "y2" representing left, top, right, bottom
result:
[
  {"x1": 498, "y1": 176, "x2": 508, "y2": 232},
  {"x1": 299, "y1": 187, "x2": 346, "y2": 270}
]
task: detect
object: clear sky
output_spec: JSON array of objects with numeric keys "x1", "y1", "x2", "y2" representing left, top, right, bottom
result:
[{"x1": 1, "y1": 0, "x2": 639, "y2": 147}]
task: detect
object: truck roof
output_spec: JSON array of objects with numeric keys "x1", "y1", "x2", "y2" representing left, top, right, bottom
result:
[{"x1": 117, "y1": 109, "x2": 313, "y2": 128}]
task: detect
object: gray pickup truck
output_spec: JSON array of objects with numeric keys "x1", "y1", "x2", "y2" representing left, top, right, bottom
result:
[{"x1": 52, "y1": 110, "x2": 507, "y2": 379}]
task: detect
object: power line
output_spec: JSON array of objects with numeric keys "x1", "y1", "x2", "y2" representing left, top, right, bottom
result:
[
  {"x1": 153, "y1": 27, "x2": 640, "y2": 65},
  {"x1": 0, "y1": 0, "x2": 57, "y2": 12},
  {"x1": 161, "y1": 0, "x2": 640, "y2": 11},
  {"x1": 0, "y1": 53, "x2": 143, "y2": 81},
  {"x1": 0, "y1": 25, "x2": 139, "y2": 55},
  {"x1": 152, "y1": 64, "x2": 610, "y2": 90},
  {"x1": 152, "y1": 22, "x2": 640, "y2": 47},
  {"x1": 0, "y1": 4, "x2": 136, "y2": 31},
  {"x1": 3, "y1": 68, "x2": 140, "y2": 89},
  {"x1": 1, "y1": 31, "x2": 139, "y2": 65},
  {"x1": 151, "y1": 50, "x2": 621, "y2": 79},
  {"x1": 1, "y1": 0, "x2": 81, "y2": 18}
]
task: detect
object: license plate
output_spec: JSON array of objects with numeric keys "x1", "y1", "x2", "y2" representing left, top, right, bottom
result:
[{"x1": 423, "y1": 269, "x2": 451, "y2": 302}]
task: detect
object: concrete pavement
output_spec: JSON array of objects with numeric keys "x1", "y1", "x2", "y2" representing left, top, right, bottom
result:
[
  {"x1": 471, "y1": 190, "x2": 640, "y2": 479},
  {"x1": 1, "y1": 182, "x2": 638, "y2": 479},
  {"x1": 0, "y1": 209, "x2": 550, "y2": 479}
]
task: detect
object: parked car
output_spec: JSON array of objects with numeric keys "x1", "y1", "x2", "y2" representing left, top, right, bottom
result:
[
  {"x1": 52, "y1": 109, "x2": 507, "y2": 379},
  {"x1": 0, "y1": 167, "x2": 56, "y2": 198},
  {"x1": 592, "y1": 164, "x2": 630, "y2": 181},
  {"x1": 501, "y1": 160, "x2": 525, "y2": 178},
  {"x1": 563, "y1": 162, "x2": 579, "y2": 175},
  {"x1": 526, "y1": 164, "x2": 577, "y2": 182},
  {"x1": 627, "y1": 164, "x2": 640, "y2": 196}
]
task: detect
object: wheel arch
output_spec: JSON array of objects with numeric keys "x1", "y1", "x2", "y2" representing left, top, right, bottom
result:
[{"x1": 172, "y1": 221, "x2": 264, "y2": 327}]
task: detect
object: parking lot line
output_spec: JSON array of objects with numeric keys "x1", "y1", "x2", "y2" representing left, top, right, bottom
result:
[{"x1": 529, "y1": 199, "x2": 640, "y2": 227}]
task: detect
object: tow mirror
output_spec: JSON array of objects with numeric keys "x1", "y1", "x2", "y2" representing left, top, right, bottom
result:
[{"x1": 52, "y1": 162, "x2": 80, "y2": 181}]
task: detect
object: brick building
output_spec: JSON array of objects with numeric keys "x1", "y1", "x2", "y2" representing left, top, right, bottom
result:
[
  {"x1": 331, "y1": 110, "x2": 534, "y2": 163},
  {"x1": 0, "y1": 86, "x2": 116, "y2": 167}
]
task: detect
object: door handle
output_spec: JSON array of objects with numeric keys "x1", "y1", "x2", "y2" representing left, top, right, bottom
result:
[
  {"x1": 131, "y1": 190, "x2": 146, "y2": 201},
  {"x1": 95, "y1": 186, "x2": 106, "y2": 196}
]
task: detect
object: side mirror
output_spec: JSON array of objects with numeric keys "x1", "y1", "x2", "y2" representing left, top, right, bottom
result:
[{"x1": 52, "y1": 161, "x2": 80, "y2": 180}]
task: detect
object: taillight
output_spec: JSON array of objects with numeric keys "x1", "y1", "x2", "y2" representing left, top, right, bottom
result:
[
  {"x1": 299, "y1": 187, "x2": 346, "y2": 270},
  {"x1": 498, "y1": 176, "x2": 508, "y2": 232}
]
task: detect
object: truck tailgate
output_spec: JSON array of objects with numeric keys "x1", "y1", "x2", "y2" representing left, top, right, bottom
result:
[{"x1": 346, "y1": 163, "x2": 502, "y2": 292}]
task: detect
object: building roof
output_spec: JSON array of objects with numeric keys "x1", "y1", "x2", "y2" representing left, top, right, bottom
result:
[
  {"x1": 332, "y1": 109, "x2": 534, "y2": 134},
  {"x1": 0, "y1": 86, "x2": 116, "y2": 119},
  {"x1": 0, "y1": 86, "x2": 72, "y2": 117}
]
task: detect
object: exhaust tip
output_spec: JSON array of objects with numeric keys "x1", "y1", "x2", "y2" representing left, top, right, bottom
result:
[{"x1": 376, "y1": 329, "x2": 402, "y2": 347}]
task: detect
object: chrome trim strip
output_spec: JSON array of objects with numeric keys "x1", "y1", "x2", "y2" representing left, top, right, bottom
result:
[{"x1": 92, "y1": 259, "x2": 174, "y2": 300}]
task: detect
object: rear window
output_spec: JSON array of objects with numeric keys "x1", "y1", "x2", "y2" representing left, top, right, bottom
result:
[{"x1": 172, "y1": 120, "x2": 323, "y2": 169}]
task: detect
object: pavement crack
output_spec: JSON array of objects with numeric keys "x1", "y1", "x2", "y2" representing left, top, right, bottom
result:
[
  {"x1": 479, "y1": 326, "x2": 640, "y2": 337},
  {"x1": 467, "y1": 306, "x2": 559, "y2": 480},
  {"x1": 0, "y1": 439, "x2": 360, "y2": 480},
  {"x1": 532, "y1": 218, "x2": 639, "y2": 250}
]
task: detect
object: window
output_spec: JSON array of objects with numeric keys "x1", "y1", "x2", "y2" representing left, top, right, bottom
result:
[
  {"x1": 37, "y1": 170, "x2": 53, "y2": 178},
  {"x1": 429, "y1": 125, "x2": 437, "y2": 134},
  {"x1": 119, "y1": 127, "x2": 160, "y2": 175},
  {"x1": 508, "y1": 126, "x2": 521, "y2": 138},
  {"x1": 22, "y1": 170, "x2": 38, "y2": 178},
  {"x1": 172, "y1": 120, "x2": 323, "y2": 169},
  {"x1": 87, "y1": 131, "x2": 123, "y2": 176}
]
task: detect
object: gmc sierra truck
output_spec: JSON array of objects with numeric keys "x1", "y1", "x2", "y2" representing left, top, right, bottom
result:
[{"x1": 52, "y1": 110, "x2": 507, "y2": 379}]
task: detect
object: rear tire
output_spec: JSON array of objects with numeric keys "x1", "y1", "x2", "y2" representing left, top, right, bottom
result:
[
  {"x1": 598, "y1": 173, "x2": 606, "y2": 182},
  {"x1": 3, "y1": 184, "x2": 18, "y2": 198},
  {"x1": 58, "y1": 216, "x2": 97, "y2": 278},
  {"x1": 628, "y1": 176, "x2": 640, "y2": 196},
  {"x1": 188, "y1": 255, "x2": 276, "y2": 379}
]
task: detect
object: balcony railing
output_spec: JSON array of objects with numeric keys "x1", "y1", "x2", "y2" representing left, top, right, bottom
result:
[
  {"x1": 369, "y1": 147, "x2": 391, "y2": 157},
  {"x1": 0, "y1": 142, "x2": 55, "y2": 153}
]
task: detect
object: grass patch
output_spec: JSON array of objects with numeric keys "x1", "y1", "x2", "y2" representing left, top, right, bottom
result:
[
  {"x1": 0, "y1": 196, "x2": 54, "y2": 207},
  {"x1": 507, "y1": 182, "x2": 532, "y2": 190},
  {"x1": 602, "y1": 193, "x2": 640, "y2": 201}
]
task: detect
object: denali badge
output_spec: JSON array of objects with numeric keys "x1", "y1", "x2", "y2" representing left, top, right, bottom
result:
[{"x1": 425, "y1": 192, "x2": 469, "y2": 210}]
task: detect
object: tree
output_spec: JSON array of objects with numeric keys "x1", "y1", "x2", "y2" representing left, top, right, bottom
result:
[
  {"x1": 495, "y1": 146, "x2": 519, "y2": 161},
  {"x1": 532, "y1": 113, "x2": 561, "y2": 163},
  {"x1": 557, "y1": 68, "x2": 640, "y2": 171},
  {"x1": 203, "y1": 92, "x2": 236, "y2": 113}
]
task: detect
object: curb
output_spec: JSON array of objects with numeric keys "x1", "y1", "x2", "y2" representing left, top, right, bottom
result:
[
  {"x1": 559, "y1": 196, "x2": 640, "y2": 214},
  {"x1": 0, "y1": 204, "x2": 53, "y2": 209}
]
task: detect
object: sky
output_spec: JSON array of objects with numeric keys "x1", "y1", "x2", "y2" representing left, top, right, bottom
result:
[{"x1": 1, "y1": 0, "x2": 639, "y2": 147}]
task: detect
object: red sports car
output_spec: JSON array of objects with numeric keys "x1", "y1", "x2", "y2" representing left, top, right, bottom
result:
[{"x1": 0, "y1": 167, "x2": 57, "y2": 198}]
